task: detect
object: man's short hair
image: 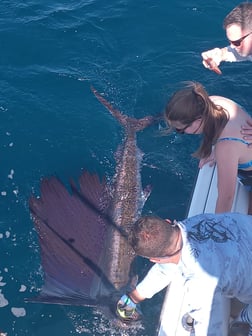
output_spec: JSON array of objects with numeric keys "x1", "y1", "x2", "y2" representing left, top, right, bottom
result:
[
  {"x1": 130, "y1": 216, "x2": 174, "y2": 258},
  {"x1": 223, "y1": 2, "x2": 252, "y2": 30}
]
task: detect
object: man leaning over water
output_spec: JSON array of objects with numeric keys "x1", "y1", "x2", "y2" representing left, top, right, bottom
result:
[
  {"x1": 201, "y1": 3, "x2": 252, "y2": 72},
  {"x1": 200, "y1": 3, "x2": 252, "y2": 146},
  {"x1": 116, "y1": 213, "x2": 252, "y2": 336}
]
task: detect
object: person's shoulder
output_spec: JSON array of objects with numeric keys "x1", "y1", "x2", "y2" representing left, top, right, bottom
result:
[
  {"x1": 185, "y1": 212, "x2": 242, "y2": 224},
  {"x1": 210, "y1": 95, "x2": 236, "y2": 110},
  {"x1": 182, "y1": 213, "x2": 211, "y2": 226},
  {"x1": 210, "y1": 95, "x2": 224, "y2": 101},
  {"x1": 205, "y1": 212, "x2": 251, "y2": 227}
]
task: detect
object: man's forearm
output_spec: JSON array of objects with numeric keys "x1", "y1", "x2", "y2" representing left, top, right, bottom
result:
[{"x1": 128, "y1": 288, "x2": 146, "y2": 303}]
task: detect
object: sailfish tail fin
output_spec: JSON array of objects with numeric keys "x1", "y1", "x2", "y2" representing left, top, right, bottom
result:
[{"x1": 91, "y1": 86, "x2": 161, "y2": 132}]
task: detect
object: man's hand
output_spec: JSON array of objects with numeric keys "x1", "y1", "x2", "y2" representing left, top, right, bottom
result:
[
  {"x1": 116, "y1": 294, "x2": 141, "y2": 323},
  {"x1": 201, "y1": 48, "x2": 224, "y2": 74}
]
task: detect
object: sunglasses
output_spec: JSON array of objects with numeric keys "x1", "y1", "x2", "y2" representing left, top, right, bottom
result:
[
  {"x1": 174, "y1": 118, "x2": 203, "y2": 135},
  {"x1": 175, "y1": 124, "x2": 192, "y2": 134},
  {"x1": 229, "y1": 32, "x2": 252, "y2": 47}
]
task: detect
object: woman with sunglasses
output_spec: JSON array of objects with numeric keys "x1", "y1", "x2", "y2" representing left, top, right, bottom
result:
[
  {"x1": 201, "y1": 2, "x2": 252, "y2": 74},
  {"x1": 165, "y1": 81, "x2": 252, "y2": 214}
]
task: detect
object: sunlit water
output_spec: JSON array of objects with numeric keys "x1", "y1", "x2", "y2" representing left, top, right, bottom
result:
[{"x1": 0, "y1": 0, "x2": 251, "y2": 335}]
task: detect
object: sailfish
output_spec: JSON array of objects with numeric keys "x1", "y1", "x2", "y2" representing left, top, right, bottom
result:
[{"x1": 26, "y1": 87, "x2": 158, "y2": 316}]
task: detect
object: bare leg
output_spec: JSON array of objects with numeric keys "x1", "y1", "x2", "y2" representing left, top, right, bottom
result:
[
  {"x1": 229, "y1": 304, "x2": 252, "y2": 336},
  {"x1": 248, "y1": 191, "x2": 252, "y2": 215},
  {"x1": 230, "y1": 298, "x2": 246, "y2": 319},
  {"x1": 228, "y1": 324, "x2": 249, "y2": 336}
]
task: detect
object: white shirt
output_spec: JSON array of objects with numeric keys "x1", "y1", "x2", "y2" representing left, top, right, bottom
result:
[
  {"x1": 225, "y1": 45, "x2": 252, "y2": 62},
  {"x1": 136, "y1": 213, "x2": 252, "y2": 336}
]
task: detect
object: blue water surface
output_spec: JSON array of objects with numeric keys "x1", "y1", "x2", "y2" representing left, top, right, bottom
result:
[{"x1": 0, "y1": 1, "x2": 251, "y2": 335}]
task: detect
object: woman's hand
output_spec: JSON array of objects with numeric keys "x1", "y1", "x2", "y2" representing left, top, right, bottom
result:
[
  {"x1": 199, "y1": 151, "x2": 215, "y2": 169},
  {"x1": 241, "y1": 119, "x2": 252, "y2": 142}
]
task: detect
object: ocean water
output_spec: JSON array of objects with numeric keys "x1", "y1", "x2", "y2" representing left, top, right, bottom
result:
[{"x1": 0, "y1": 1, "x2": 251, "y2": 335}]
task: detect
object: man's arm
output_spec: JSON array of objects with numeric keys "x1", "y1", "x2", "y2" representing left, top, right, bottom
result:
[
  {"x1": 201, "y1": 46, "x2": 244, "y2": 73},
  {"x1": 116, "y1": 292, "x2": 143, "y2": 322},
  {"x1": 201, "y1": 47, "x2": 229, "y2": 70},
  {"x1": 116, "y1": 263, "x2": 177, "y2": 322},
  {"x1": 128, "y1": 288, "x2": 145, "y2": 303}
]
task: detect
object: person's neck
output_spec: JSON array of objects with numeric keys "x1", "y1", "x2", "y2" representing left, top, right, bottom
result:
[
  {"x1": 167, "y1": 227, "x2": 183, "y2": 264},
  {"x1": 173, "y1": 227, "x2": 182, "y2": 250}
]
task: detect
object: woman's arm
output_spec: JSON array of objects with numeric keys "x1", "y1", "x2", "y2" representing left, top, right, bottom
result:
[{"x1": 215, "y1": 143, "x2": 239, "y2": 213}]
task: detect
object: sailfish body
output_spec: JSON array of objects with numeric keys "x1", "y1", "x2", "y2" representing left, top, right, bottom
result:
[{"x1": 27, "y1": 88, "x2": 157, "y2": 308}]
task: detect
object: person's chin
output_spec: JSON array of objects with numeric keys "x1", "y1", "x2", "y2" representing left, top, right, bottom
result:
[{"x1": 237, "y1": 50, "x2": 249, "y2": 57}]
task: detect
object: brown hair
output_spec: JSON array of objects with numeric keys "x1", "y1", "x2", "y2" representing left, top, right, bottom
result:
[
  {"x1": 164, "y1": 82, "x2": 229, "y2": 159},
  {"x1": 130, "y1": 216, "x2": 175, "y2": 258},
  {"x1": 223, "y1": 3, "x2": 252, "y2": 31}
]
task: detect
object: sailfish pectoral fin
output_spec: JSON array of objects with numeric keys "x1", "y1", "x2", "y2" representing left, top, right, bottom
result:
[
  {"x1": 142, "y1": 185, "x2": 152, "y2": 203},
  {"x1": 26, "y1": 171, "x2": 116, "y2": 306}
]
